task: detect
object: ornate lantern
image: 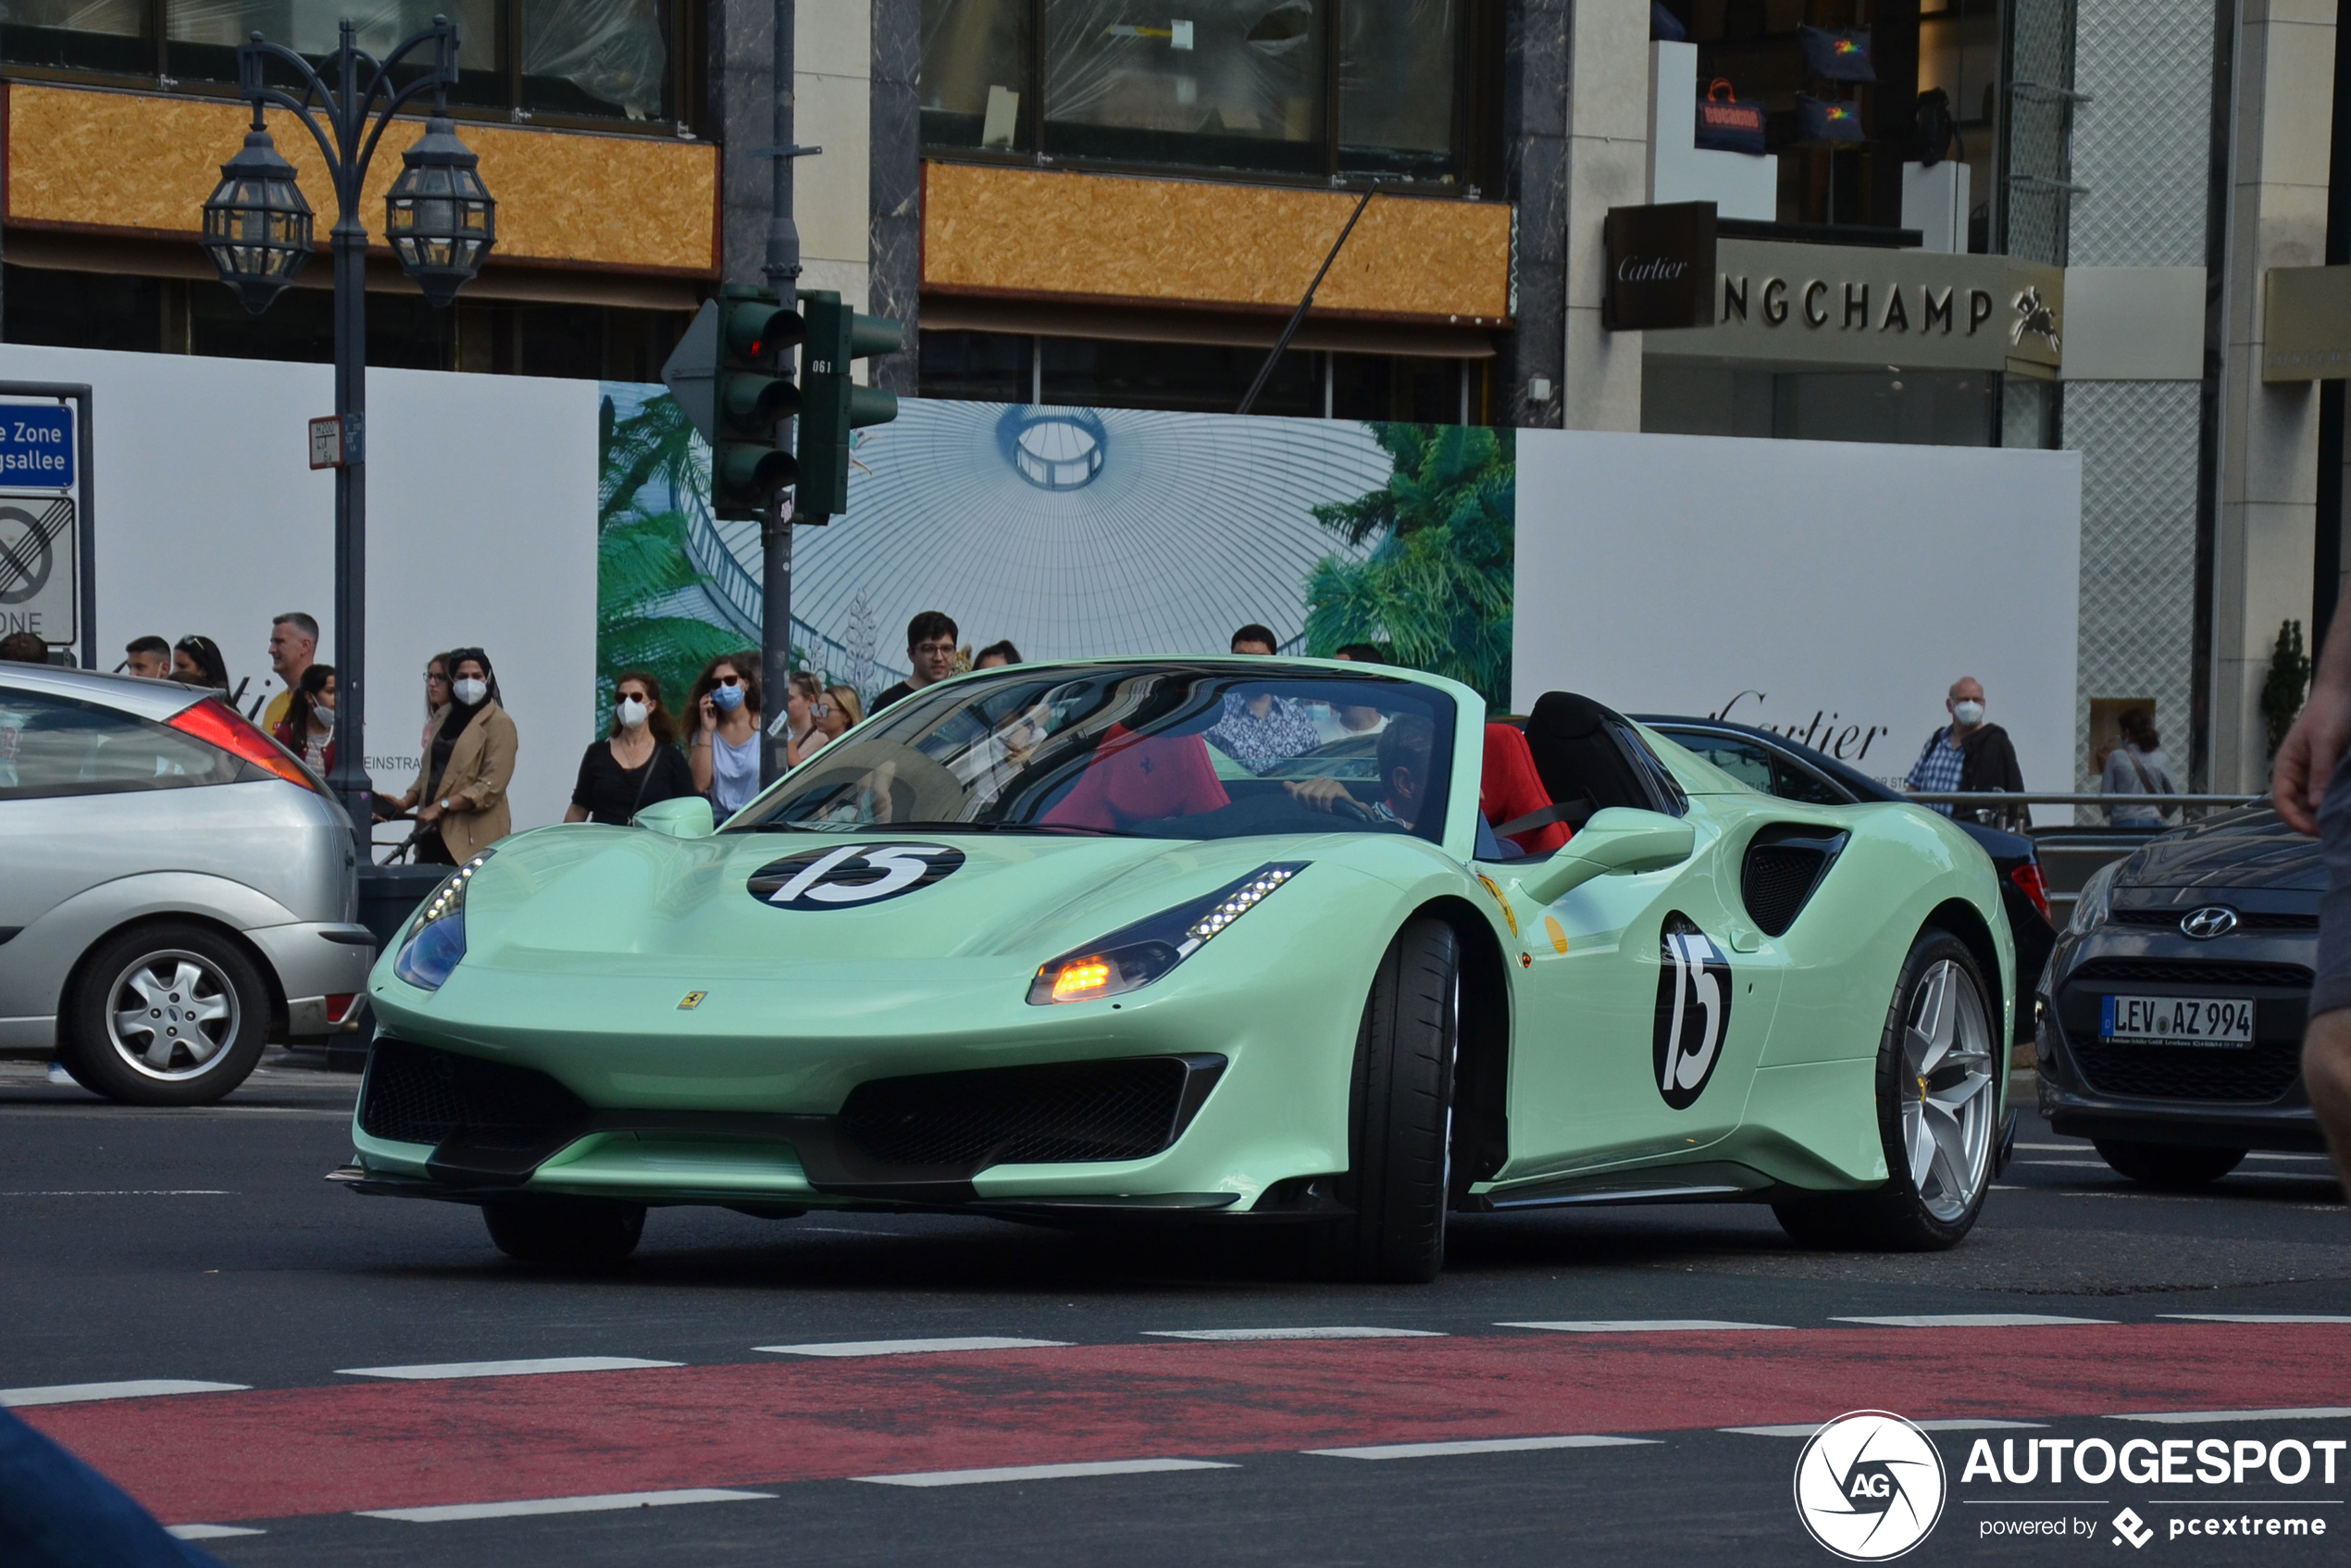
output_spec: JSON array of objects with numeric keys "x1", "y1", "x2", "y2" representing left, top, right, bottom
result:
[
  {"x1": 383, "y1": 116, "x2": 496, "y2": 306},
  {"x1": 199, "y1": 123, "x2": 314, "y2": 315}
]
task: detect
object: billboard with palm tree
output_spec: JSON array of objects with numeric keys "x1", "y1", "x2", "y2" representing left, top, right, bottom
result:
[{"x1": 597, "y1": 383, "x2": 1514, "y2": 720}]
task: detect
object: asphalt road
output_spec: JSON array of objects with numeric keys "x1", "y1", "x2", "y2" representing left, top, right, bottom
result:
[{"x1": 4, "y1": 1055, "x2": 2349, "y2": 1566}]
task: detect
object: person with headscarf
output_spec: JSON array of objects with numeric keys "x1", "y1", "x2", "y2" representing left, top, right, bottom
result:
[{"x1": 399, "y1": 646, "x2": 517, "y2": 865}]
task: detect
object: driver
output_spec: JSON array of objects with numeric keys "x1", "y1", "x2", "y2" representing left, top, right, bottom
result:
[{"x1": 1287, "y1": 715, "x2": 1432, "y2": 829}]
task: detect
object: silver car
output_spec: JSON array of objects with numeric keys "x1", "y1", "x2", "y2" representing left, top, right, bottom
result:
[{"x1": 0, "y1": 665, "x2": 374, "y2": 1104}]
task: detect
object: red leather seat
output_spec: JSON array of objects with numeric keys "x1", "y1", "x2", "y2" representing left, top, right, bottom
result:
[
  {"x1": 1042, "y1": 724, "x2": 1230, "y2": 830},
  {"x1": 1481, "y1": 723, "x2": 1570, "y2": 855}
]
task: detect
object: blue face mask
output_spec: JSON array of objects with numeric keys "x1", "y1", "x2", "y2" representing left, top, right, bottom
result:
[{"x1": 712, "y1": 681, "x2": 745, "y2": 713}]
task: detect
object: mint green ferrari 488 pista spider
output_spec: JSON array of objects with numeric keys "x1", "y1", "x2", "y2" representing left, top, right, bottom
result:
[{"x1": 341, "y1": 658, "x2": 2013, "y2": 1280}]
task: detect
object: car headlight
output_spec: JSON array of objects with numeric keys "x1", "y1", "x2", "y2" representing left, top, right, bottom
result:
[
  {"x1": 1028, "y1": 863, "x2": 1305, "y2": 1005},
  {"x1": 392, "y1": 850, "x2": 494, "y2": 991},
  {"x1": 2067, "y1": 858, "x2": 2122, "y2": 938}
]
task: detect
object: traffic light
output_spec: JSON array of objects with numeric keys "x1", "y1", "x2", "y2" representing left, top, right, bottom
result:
[
  {"x1": 660, "y1": 284, "x2": 805, "y2": 520},
  {"x1": 794, "y1": 290, "x2": 902, "y2": 519}
]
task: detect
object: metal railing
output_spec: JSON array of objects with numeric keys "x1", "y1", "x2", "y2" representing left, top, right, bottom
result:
[{"x1": 1903, "y1": 792, "x2": 2260, "y2": 809}]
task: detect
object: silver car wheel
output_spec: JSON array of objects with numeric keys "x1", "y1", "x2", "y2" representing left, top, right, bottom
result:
[
  {"x1": 106, "y1": 950, "x2": 242, "y2": 1081},
  {"x1": 1898, "y1": 957, "x2": 1996, "y2": 1223}
]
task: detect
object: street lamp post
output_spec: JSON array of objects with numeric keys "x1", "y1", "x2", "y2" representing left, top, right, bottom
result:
[{"x1": 200, "y1": 16, "x2": 495, "y2": 855}]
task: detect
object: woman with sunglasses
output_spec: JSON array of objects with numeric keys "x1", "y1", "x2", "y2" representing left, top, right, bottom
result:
[
  {"x1": 169, "y1": 635, "x2": 230, "y2": 692},
  {"x1": 687, "y1": 653, "x2": 765, "y2": 817},
  {"x1": 566, "y1": 671, "x2": 697, "y2": 826}
]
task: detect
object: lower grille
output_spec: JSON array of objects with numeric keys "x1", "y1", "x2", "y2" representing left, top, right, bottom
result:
[
  {"x1": 2067, "y1": 958, "x2": 2312, "y2": 989},
  {"x1": 2070, "y1": 1038, "x2": 2302, "y2": 1103},
  {"x1": 838, "y1": 1056, "x2": 1222, "y2": 1168},
  {"x1": 359, "y1": 1038, "x2": 591, "y2": 1153}
]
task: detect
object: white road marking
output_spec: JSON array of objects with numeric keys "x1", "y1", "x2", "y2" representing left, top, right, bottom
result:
[
  {"x1": 855, "y1": 1459, "x2": 1238, "y2": 1487},
  {"x1": 0, "y1": 1380, "x2": 248, "y2": 1408},
  {"x1": 2014, "y1": 1142, "x2": 2092, "y2": 1151},
  {"x1": 754, "y1": 1337, "x2": 1072, "y2": 1358},
  {"x1": 1723, "y1": 1420, "x2": 2046, "y2": 1437},
  {"x1": 2243, "y1": 1152, "x2": 2332, "y2": 1162},
  {"x1": 2020, "y1": 1160, "x2": 2115, "y2": 1169},
  {"x1": 336, "y1": 1357, "x2": 682, "y2": 1380},
  {"x1": 2158, "y1": 1314, "x2": 2351, "y2": 1324},
  {"x1": 1308, "y1": 1435, "x2": 1660, "y2": 1460},
  {"x1": 0, "y1": 1190, "x2": 234, "y2": 1197},
  {"x1": 359, "y1": 1488, "x2": 775, "y2": 1522},
  {"x1": 1498, "y1": 1320, "x2": 1790, "y2": 1334},
  {"x1": 2111, "y1": 1407, "x2": 2351, "y2": 1425},
  {"x1": 1142, "y1": 1327, "x2": 1445, "y2": 1341},
  {"x1": 167, "y1": 1525, "x2": 265, "y2": 1539},
  {"x1": 1832, "y1": 1314, "x2": 2113, "y2": 1327}
]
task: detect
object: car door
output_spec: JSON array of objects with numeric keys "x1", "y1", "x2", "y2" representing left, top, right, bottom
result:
[{"x1": 1476, "y1": 783, "x2": 1786, "y2": 1184}]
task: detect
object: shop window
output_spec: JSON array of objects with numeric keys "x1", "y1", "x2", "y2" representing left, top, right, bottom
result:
[
  {"x1": 2, "y1": 0, "x2": 689, "y2": 127},
  {"x1": 923, "y1": 0, "x2": 1476, "y2": 184},
  {"x1": 1041, "y1": 337, "x2": 1320, "y2": 415},
  {"x1": 1643, "y1": 363, "x2": 1998, "y2": 447},
  {"x1": 919, "y1": 331, "x2": 1477, "y2": 422},
  {"x1": 2, "y1": 267, "x2": 163, "y2": 354},
  {"x1": 920, "y1": 329, "x2": 1036, "y2": 401}
]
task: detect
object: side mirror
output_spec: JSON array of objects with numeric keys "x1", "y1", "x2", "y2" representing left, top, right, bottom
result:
[
  {"x1": 635, "y1": 795, "x2": 715, "y2": 840},
  {"x1": 1511, "y1": 807, "x2": 1696, "y2": 905}
]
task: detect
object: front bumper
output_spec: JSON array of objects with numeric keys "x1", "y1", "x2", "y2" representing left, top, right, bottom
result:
[{"x1": 2035, "y1": 922, "x2": 2324, "y2": 1153}]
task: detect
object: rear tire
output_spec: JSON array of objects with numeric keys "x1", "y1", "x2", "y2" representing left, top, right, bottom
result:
[
  {"x1": 482, "y1": 1198, "x2": 646, "y2": 1266},
  {"x1": 58, "y1": 923, "x2": 271, "y2": 1107},
  {"x1": 1321, "y1": 917, "x2": 1460, "y2": 1284},
  {"x1": 1773, "y1": 930, "x2": 1998, "y2": 1251},
  {"x1": 2093, "y1": 1139, "x2": 2245, "y2": 1190}
]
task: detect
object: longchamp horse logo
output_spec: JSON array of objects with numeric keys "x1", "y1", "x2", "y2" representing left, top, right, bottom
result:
[{"x1": 2011, "y1": 286, "x2": 2060, "y2": 352}]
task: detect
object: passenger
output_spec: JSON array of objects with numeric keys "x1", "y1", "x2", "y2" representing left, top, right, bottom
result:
[
  {"x1": 566, "y1": 671, "x2": 697, "y2": 826},
  {"x1": 1332, "y1": 642, "x2": 1384, "y2": 663},
  {"x1": 686, "y1": 653, "x2": 765, "y2": 817},
  {"x1": 1287, "y1": 715, "x2": 1433, "y2": 830},
  {"x1": 401, "y1": 647, "x2": 516, "y2": 865}
]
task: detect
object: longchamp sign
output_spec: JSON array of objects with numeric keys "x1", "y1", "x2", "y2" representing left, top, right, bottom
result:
[{"x1": 1649, "y1": 239, "x2": 2066, "y2": 373}]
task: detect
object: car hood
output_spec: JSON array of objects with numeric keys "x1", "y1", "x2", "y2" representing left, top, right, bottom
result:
[
  {"x1": 403, "y1": 823, "x2": 1367, "y2": 980},
  {"x1": 2117, "y1": 807, "x2": 2322, "y2": 894}
]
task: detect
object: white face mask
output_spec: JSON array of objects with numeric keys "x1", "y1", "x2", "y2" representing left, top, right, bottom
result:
[
  {"x1": 453, "y1": 677, "x2": 488, "y2": 706},
  {"x1": 1952, "y1": 699, "x2": 1984, "y2": 727},
  {"x1": 616, "y1": 696, "x2": 649, "y2": 730}
]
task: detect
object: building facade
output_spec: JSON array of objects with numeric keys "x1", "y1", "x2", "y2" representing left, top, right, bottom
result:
[{"x1": 0, "y1": 0, "x2": 2335, "y2": 791}]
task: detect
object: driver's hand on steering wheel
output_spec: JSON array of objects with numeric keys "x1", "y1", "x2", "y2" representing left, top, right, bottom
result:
[{"x1": 1285, "y1": 777, "x2": 1365, "y2": 815}]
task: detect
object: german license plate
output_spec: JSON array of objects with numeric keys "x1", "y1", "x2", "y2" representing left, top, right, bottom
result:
[{"x1": 2101, "y1": 994, "x2": 2255, "y2": 1049}]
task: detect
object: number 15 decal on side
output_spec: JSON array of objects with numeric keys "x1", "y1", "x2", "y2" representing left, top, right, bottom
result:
[{"x1": 1653, "y1": 912, "x2": 1734, "y2": 1109}]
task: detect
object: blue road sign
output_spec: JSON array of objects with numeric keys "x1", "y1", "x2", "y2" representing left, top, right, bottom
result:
[{"x1": 0, "y1": 405, "x2": 75, "y2": 490}]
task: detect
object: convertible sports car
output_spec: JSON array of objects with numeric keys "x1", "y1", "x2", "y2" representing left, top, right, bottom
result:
[{"x1": 339, "y1": 659, "x2": 2015, "y2": 1281}]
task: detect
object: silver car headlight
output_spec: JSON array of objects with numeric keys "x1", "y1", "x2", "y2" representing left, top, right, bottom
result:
[
  {"x1": 392, "y1": 850, "x2": 494, "y2": 991},
  {"x1": 2067, "y1": 858, "x2": 2122, "y2": 938}
]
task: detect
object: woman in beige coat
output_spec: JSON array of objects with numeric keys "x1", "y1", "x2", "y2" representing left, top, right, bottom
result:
[{"x1": 401, "y1": 646, "x2": 518, "y2": 865}]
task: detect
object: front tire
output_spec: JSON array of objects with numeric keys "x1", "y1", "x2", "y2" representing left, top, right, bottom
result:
[
  {"x1": 58, "y1": 923, "x2": 270, "y2": 1107},
  {"x1": 2094, "y1": 1139, "x2": 2245, "y2": 1190},
  {"x1": 1774, "y1": 930, "x2": 1998, "y2": 1251},
  {"x1": 1322, "y1": 917, "x2": 1460, "y2": 1283},
  {"x1": 482, "y1": 1198, "x2": 646, "y2": 1266}
]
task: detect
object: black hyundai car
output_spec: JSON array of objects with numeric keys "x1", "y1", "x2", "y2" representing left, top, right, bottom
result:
[
  {"x1": 2036, "y1": 806, "x2": 2327, "y2": 1187},
  {"x1": 1634, "y1": 715, "x2": 2058, "y2": 1036}
]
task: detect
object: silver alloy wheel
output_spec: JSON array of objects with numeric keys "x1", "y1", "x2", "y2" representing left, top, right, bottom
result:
[
  {"x1": 1899, "y1": 957, "x2": 1996, "y2": 1223},
  {"x1": 105, "y1": 950, "x2": 241, "y2": 1081}
]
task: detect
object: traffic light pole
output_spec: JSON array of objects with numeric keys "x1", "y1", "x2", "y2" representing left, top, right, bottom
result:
[{"x1": 761, "y1": 0, "x2": 804, "y2": 786}]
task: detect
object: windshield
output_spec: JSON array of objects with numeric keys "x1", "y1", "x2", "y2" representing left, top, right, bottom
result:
[{"x1": 729, "y1": 663, "x2": 1457, "y2": 842}]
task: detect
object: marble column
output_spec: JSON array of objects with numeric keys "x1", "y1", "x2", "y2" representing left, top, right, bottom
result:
[
  {"x1": 1499, "y1": 0, "x2": 1569, "y2": 429},
  {"x1": 869, "y1": 0, "x2": 923, "y2": 394}
]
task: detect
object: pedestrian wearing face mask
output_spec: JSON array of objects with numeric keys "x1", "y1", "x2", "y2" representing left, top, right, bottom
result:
[
  {"x1": 400, "y1": 647, "x2": 518, "y2": 865},
  {"x1": 271, "y1": 663, "x2": 338, "y2": 774},
  {"x1": 687, "y1": 653, "x2": 765, "y2": 816},
  {"x1": 1904, "y1": 676, "x2": 2026, "y2": 828},
  {"x1": 566, "y1": 671, "x2": 697, "y2": 825}
]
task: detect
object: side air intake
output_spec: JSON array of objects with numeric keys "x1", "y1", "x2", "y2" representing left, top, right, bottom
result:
[{"x1": 1740, "y1": 826, "x2": 1849, "y2": 938}]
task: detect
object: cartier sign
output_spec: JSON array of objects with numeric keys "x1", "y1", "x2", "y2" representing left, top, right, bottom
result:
[
  {"x1": 1648, "y1": 238, "x2": 2066, "y2": 372},
  {"x1": 1603, "y1": 203, "x2": 1717, "y2": 331}
]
